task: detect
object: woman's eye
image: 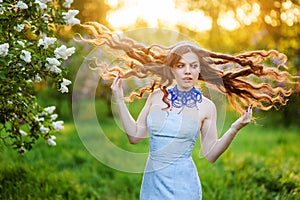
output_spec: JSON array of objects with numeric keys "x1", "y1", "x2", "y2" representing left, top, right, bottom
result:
[
  {"x1": 191, "y1": 64, "x2": 199, "y2": 69},
  {"x1": 176, "y1": 64, "x2": 184, "y2": 68}
]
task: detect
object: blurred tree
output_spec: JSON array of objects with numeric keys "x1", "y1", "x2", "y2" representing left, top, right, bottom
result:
[
  {"x1": 180, "y1": 0, "x2": 300, "y2": 53},
  {"x1": 39, "y1": 1, "x2": 112, "y2": 118},
  {"x1": 0, "y1": 0, "x2": 79, "y2": 153},
  {"x1": 177, "y1": 0, "x2": 300, "y2": 127},
  {"x1": 72, "y1": 0, "x2": 109, "y2": 25}
]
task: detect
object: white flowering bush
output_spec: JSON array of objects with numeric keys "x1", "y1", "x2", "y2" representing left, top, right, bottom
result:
[{"x1": 0, "y1": 0, "x2": 80, "y2": 153}]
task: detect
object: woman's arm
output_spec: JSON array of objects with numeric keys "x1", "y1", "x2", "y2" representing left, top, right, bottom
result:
[
  {"x1": 111, "y1": 74, "x2": 151, "y2": 144},
  {"x1": 200, "y1": 100, "x2": 252, "y2": 163}
]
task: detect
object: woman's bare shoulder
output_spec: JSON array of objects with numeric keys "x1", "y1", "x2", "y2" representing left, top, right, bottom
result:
[
  {"x1": 149, "y1": 88, "x2": 164, "y2": 99},
  {"x1": 200, "y1": 96, "x2": 217, "y2": 112},
  {"x1": 147, "y1": 89, "x2": 166, "y2": 107}
]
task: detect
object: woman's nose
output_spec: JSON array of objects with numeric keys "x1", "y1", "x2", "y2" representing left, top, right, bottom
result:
[{"x1": 184, "y1": 66, "x2": 191, "y2": 74}]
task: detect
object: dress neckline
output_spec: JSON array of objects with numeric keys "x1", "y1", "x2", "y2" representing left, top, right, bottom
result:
[{"x1": 148, "y1": 109, "x2": 200, "y2": 130}]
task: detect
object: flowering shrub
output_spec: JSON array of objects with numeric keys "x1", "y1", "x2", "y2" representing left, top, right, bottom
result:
[{"x1": 0, "y1": 0, "x2": 80, "y2": 153}]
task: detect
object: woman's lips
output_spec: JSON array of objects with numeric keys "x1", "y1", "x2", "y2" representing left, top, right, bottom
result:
[{"x1": 183, "y1": 77, "x2": 193, "y2": 82}]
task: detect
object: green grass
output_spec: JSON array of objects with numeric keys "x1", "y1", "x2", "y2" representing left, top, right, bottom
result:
[
  {"x1": 194, "y1": 124, "x2": 300, "y2": 200},
  {"x1": 1, "y1": 109, "x2": 300, "y2": 199}
]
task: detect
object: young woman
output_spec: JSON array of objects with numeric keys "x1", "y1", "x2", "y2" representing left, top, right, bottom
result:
[{"x1": 77, "y1": 22, "x2": 294, "y2": 199}]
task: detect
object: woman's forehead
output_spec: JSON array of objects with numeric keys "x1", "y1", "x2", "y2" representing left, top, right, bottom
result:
[{"x1": 178, "y1": 52, "x2": 199, "y2": 63}]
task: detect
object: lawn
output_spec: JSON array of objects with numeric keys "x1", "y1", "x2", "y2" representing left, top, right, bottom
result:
[{"x1": 1, "y1": 107, "x2": 300, "y2": 200}]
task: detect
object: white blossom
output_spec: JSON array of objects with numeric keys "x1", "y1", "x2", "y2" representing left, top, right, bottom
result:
[
  {"x1": 50, "y1": 114, "x2": 58, "y2": 121},
  {"x1": 39, "y1": 0, "x2": 52, "y2": 3},
  {"x1": 41, "y1": 13, "x2": 51, "y2": 22},
  {"x1": 38, "y1": 37, "x2": 57, "y2": 49},
  {"x1": 62, "y1": 10, "x2": 80, "y2": 25},
  {"x1": 47, "y1": 65, "x2": 61, "y2": 74},
  {"x1": 34, "y1": 74, "x2": 42, "y2": 83},
  {"x1": 19, "y1": 130, "x2": 28, "y2": 136},
  {"x1": 47, "y1": 135, "x2": 56, "y2": 146},
  {"x1": 63, "y1": 0, "x2": 73, "y2": 8},
  {"x1": 14, "y1": 24, "x2": 25, "y2": 32},
  {"x1": 52, "y1": 121, "x2": 64, "y2": 131},
  {"x1": 45, "y1": 57, "x2": 62, "y2": 73},
  {"x1": 62, "y1": 78, "x2": 72, "y2": 86},
  {"x1": 20, "y1": 50, "x2": 31, "y2": 63},
  {"x1": 40, "y1": 125, "x2": 49, "y2": 134},
  {"x1": 54, "y1": 45, "x2": 75, "y2": 60},
  {"x1": 34, "y1": 0, "x2": 47, "y2": 10},
  {"x1": 44, "y1": 106, "x2": 56, "y2": 114},
  {"x1": 14, "y1": 1, "x2": 28, "y2": 9},
  {"x1": 59, "y1": 85, "x2": 68, "y2": 93},
  {"x1": 0, "y1": 43, "x2": 9, "y2": 56},
  {"x1": 34, "y1": 116, "x2": 45, "y2": 122},
  {"x1": 16, "y1": 40, "x2": 25, "y2": 48},
  {"x1": 59, "y1": 78, "x2": 72, "y2": 93}
]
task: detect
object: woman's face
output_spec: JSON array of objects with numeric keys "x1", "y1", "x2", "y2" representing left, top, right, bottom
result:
[{"x1": 171, "y1": 52, "x2": 200, "y2": 91}]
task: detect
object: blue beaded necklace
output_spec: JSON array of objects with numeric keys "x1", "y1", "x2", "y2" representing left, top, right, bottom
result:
[{"x1": 168, "y1": 85, "x2": 202, "y2": 114}]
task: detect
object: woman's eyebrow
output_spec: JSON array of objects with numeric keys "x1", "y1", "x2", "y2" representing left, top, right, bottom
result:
[{"x1": 178, "y1": 60, "x2": 199, "y2": 64}]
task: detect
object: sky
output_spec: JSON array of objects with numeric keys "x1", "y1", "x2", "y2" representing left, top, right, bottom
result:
[
  {"x1": 104, "y1": 0, "x2": 260, "y2": 31},
  {"x1": 104, "y1": 0, "x2": 299, "y2": 32}
]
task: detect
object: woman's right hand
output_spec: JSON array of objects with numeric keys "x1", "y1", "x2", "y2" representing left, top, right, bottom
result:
[{"x1": 111, "y1": 73, "x2": 124, "y2": 101}]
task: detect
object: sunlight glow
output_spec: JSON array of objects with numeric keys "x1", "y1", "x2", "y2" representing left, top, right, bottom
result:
[
  {"x1": 106, "y1": 0, "x2": 118, "y2": 7},
  {"x1": 218, "y1": 3, "x2": 261, "y2": 31},
  {"x1": 218, "y1": 11, "x2": 240, "y2": 31},
  {"x1": 264, "y1": 0, "x2": 300, "y2": 27},
  {"x1": 236, "y1": 3, "x2": 260, "y2": 26},
  {"x1": 178, "y1": 10, "x2": 212, "y2": 32},
  {"x1": 106, "y1": 0, "x2": 211, "y2": 32},
  {"x1": 106, "y1": 1, "x2": 273, "y2": 32},
  {"x1": 280, "y1": 0, "x2": 300, "y2": 26}
]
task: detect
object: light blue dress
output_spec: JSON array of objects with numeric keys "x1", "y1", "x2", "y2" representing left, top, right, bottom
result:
[{"x1": 140, "y1": 109, "x2": 202, "y2": 200}]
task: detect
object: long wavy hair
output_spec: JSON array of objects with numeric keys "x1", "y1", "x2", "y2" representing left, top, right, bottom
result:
[{"x1": 76, "y1": 22, "x2": 295, "y2": 114}]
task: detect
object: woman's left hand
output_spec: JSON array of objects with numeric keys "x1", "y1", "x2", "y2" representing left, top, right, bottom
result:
[{"x1": 232, "y1": 105, "x2": 253, "y2": 130}]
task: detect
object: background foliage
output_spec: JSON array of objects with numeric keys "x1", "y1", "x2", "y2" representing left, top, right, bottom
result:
[{"x1": 0, "y1": 0, "x2": 79, "y2": 152}]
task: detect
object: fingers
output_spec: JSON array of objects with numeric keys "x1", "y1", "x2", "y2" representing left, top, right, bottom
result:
[
  {"x1": 112, "y1": 73, "x2": 119, "y2": 85},
  {"x1": 233, "y1": 104, "x2": 253, "y2": 129},
  {"x1": 111, "y1": 73, "x2": 124, "y2": 101},
  {"x1": 111, "y1": 73, "x2": 121, "y2": 90},
  {"x1": 248, "y1": 104, "x2": 253, "y2": 116},
  {"x1": 245, "y1": 104, "x2": 252, "y2": 113},
  {"x1": 243, "y1": 104, "x2": 253, "y2": 123}
]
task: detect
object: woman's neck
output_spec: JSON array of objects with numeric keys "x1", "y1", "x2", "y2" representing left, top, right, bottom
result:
[{"x1": 175, "y1": 85, "x2": 194, "y2": 91}]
